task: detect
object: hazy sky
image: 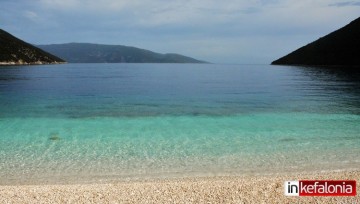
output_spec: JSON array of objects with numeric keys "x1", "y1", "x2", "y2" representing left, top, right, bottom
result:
[{"x1": 1, "y1": 0, "x2": 359, "y2": 64}]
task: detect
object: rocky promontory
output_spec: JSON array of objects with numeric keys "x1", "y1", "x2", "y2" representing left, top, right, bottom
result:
[
  {"x1": 0, "y1": 29, "x2": 65, "y2": 65},
  {"x1": 272, "y1": 17, "x2": 360, "y2": 66}
]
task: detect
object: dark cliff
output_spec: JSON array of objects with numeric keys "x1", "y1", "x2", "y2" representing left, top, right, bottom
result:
[
  {"x1": 272, "y1": 17, "x2": 360, "y2": 66},
  {"x1": 0, "y1": 29, "x2": 65, "y2": 65}
]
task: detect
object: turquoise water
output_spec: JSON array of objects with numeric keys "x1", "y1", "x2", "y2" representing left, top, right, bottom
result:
[{"x1": 0, "y1": 64, "x2": 359, "y2": 184}]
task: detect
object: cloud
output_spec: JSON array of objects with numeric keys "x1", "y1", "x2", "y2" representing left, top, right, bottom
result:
[
  {"x1": 329, "y1": 1, "x2": 360, "y2": 7},
  {"x1": 1, "y1": 0, "x2": 360, "y2": 63},
  {"x1": 35, "y1": 0, "x2": 266, "y2": 26},
  {"x1": 38, "y1": 0, "x2": 81, "y2": 9},
  {"x1": 23, "y1": 11, "x2": 38, "y2": 21}
]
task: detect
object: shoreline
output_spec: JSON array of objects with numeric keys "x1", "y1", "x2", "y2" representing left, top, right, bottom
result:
[
  {"x1": 1, "y1": 170, "x2": 358, "y2": 203},
  {"x1": 0, "y1": 61, "x2": 66, "y2": 66}
]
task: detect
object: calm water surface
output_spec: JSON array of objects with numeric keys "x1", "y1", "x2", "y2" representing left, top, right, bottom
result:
[{"x1": 0, "y1": 64, "x2": 359, "y2": 184}]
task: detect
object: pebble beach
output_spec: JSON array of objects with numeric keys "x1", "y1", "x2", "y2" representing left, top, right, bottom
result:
[{"x1": 1, "y1": 170, "x2": 358, "y2": 203}]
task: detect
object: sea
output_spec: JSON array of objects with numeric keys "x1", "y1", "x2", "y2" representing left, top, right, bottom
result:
[{"x1": 0, "y1": 63, "x2": 359, "y2": 184}]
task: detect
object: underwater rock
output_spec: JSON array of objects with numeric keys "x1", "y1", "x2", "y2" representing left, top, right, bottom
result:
[
  {"x1": 49, "y1": 133, "x2": 60, "y2": 141},
  {"x1": 279, "y1": 138, "x2": 296, "y2": 142}
]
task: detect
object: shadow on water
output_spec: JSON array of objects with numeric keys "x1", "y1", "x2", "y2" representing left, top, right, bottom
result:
[
  {"x1": 288, "y1": 65, "x2": 360, "y2": 114},
  {"x1": 0, "y1": 66, "x2": 32, "y2": 81},
  {"x1": 296, "y1": 65, "x2": 360, "y2": 82}
]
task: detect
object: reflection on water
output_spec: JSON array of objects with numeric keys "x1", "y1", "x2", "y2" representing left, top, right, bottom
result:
[
  {"x1": 1, "y1": 64, "x2": 360, "y2": 118},
  {"x1": 293, "y1": 66, "x2": 360, "y2": 113},
  {"x1": 0, "y1": 64, "x2": 359, "y2": 184}
]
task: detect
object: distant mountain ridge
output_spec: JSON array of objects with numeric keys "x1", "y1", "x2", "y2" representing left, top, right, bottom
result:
[
  {"x1": 272, "y1": 17, "x2": 360, "y2": 66},
  {"x1": 0, "y1": 29, "x2": 65, "y2": 65},
  {"x1": 38, "y1": 43, "x2": 206, "y2": 63}
]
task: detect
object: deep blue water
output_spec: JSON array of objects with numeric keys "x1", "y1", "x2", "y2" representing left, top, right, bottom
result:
[{"x1": 0, "y1": 64, "x2": 359, "y2": 184}]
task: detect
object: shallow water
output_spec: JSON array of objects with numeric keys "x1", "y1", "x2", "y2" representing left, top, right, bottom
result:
[{"x1": 0, "y1": 64, "x2": 359, "y2": 184}]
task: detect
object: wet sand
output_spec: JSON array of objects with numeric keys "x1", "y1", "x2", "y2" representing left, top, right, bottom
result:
[{"x1": 0, "y1": 170, "x2": 358, "y2": 203}]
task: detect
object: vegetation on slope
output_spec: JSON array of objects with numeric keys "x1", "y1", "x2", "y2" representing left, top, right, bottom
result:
[{"x1": 0, "y1": 29, "x2": 65, "y2": 65}]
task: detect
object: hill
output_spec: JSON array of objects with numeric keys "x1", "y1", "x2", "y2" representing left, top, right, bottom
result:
[
  {"x1": 38, "y1": 43, "x2": 206, "y2": 63},
  {"x1": 272, "y1": 17, "x2": 360, "y2": 66},
  {"x1": 0, "y1": 29, "x2": 65, "y2": 65}
]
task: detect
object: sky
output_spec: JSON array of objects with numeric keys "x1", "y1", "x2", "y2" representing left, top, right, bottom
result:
[{"x1": 0, "y1": 0, "x2": 360, "y2": 64}]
